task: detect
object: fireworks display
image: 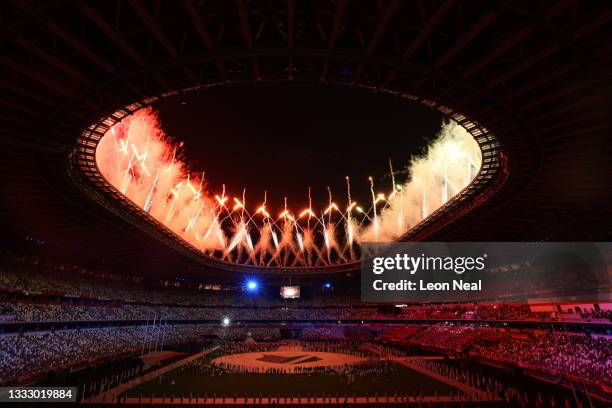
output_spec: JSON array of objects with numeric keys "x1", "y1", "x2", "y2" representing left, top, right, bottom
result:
[{"x1": 96, "y1": 108, "x2": 481, "y2": 267}]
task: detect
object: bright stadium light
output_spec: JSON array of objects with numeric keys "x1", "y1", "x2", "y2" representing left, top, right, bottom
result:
[
  {"x1": 221, "y1": 317, "x2": 230, "y2": 327},
  {"x1": 245, "y1": 279, "x2": 259, "y2": 292},
  {"x1": 324, "y1": 282, "x2": 332, "y2": 289}
]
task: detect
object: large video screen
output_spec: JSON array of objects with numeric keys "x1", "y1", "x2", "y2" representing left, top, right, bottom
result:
[{"x1": 280, "y1": 286, "x2": 300, "y2": 299}]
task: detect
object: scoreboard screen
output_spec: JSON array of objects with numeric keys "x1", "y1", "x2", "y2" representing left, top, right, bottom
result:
[{"x1": 280, "y1": 286, "x2": 300, "y2": 299}]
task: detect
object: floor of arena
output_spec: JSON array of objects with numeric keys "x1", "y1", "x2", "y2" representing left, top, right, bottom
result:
[
  {"x1": 124, "y1": 366, "x2": 460, "y2": 398},
  {"x1": 211, "y1": 350, "x2": 366, "y2": 372},
  {"x1": 122, "y1": 349, "x2": 465, "y2": 400}
]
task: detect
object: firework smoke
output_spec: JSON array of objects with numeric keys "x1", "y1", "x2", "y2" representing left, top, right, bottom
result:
[
  {"x1": 359, "y1": 121, "x2": 481, "y2": 242},
  {"x1": 96, "y1": 108, "x2": 481, "y2": 267}
]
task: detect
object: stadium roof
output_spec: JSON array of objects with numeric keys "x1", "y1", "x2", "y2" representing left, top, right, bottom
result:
[{"x1": 0, "y1": 0, "x2": 610, "y2": 278}]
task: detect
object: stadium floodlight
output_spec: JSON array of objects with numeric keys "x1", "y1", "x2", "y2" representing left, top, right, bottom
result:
[
  {"x1": 221, "y1": 317, "x2": 230, "y2": 327},
  {"x1": 245, "y1": 279, "x2": 259, "y2": 292},
  {"x1": 324, "y1": 282, "x2": 332, "y2": 289}
]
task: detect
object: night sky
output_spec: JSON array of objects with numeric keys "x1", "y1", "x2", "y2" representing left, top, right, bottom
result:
[{"x1": 153, "y1": 82, "x2": 442, "y2": 215}]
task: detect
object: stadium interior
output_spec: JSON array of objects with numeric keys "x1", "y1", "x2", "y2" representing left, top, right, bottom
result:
[{"x1": 0, "y1": 1, "x2": 611, "y2": 407}]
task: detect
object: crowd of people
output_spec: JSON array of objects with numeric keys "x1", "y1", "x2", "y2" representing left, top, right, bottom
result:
[
  {"x1": 7, "y1": 300, "x2": 600, "y2": 324},
  {"x1": 1, "y1": 251, "x2": 611, "y2": 393},
  {"x1": 406, "y1": 325, "x2": 500, "y2": 353},
  {"x1": 230, "y1": 359, "x2": 399, "y2": 381},
  {"x1": 299, "y1": 340, "x2": 378, "y2": 358},
  {"x1": 206, "y1": 341, "x2": 392, "y2": 380},
  {"x1": 0, "y1": 297, "x2": 611, "y2": 322},
  {"x1": 0, "y1": 324, "x2": 207, "y2": 385},
  {"x1": 381, "y1": 324, "x2": 612, "y2": 388},
  {"x1": 0, "y1": 252, "x2": 354, "y2": 307},
  {"x1": 2, "y1": 252, "x2": 611, "y2": 325},
  {"x1": 472, "y1": 331, "x2": 612, "y2": 387},
  {"x1": 219, "y1": 327, "x2": 282, "y2": 342},
  {"x1": 393, "y1": 303, "x2": 551, "y2": 321},
  {"x1": 5, "y1": 299, "x2": 610, "y2": 325},
  {"x1": 185, "y1": 342, "x2": 396, "y2": 385},
  {"x1": 0, "y1": 302, "x2": 384, "y2": 322},
  {"x1": 0, "y1": 320, "x2": 610, "y2": 392}
]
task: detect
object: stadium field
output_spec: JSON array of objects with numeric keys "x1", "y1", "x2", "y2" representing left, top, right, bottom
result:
[{"x1": 122, "y1": 363, "x2": 460, "y2": 398}]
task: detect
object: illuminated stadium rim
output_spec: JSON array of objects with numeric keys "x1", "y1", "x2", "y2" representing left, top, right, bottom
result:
[{"x1": 69, "y1": 82, "x2": 506, "y2": 275}]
